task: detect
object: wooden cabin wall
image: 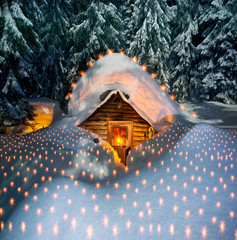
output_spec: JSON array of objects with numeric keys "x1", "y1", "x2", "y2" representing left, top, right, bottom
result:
[{"x1": 80, "y1": 95, "x2": 156, "y2": 148}]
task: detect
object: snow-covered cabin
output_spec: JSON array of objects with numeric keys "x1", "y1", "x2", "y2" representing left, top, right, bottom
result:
[{"x1": 68, "y1": 54, "x2": 181, "y2": 164}]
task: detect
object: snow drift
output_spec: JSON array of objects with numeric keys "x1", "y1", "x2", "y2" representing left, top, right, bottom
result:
[{"x1": 0, "y1": 119, "x2": 236, "y2": 239}]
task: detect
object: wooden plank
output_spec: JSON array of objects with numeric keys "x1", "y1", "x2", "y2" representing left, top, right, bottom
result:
[
  {"x1": 86, "y1": 117, "x2": 148, "y2": 124},
  {"x1": 89, "y1": 116, "x2": 149, "y2": 124},
  {"x1": 133, "y1": 131, "x2": 146, "y2": 137},
  {"x1": 83, "y1": 123, "x2": 152, "y2": 133},
  {"x1": 93, "y1": 112, "x2": 141, "y2": 118},
  {"x1": 88, "y1": 129, "x2": 107, "y2": 135},
  {"x1": 82, "y1": 125, "x2": 107, "y2": 130},
  {"x1": 133, "y1": 122, "x2": 150, "y2": 128},
  {"x1": 133, "y1": 127, "x2": 149, "y2": 132},
  {"x1": 104, "y1": 104, "x2": 134, "y2": 110},
  {"x1": 99, "y1": 109, "x2": 138, "y2": 114},
  {"x1": 82, "y1": 121, "x2": 107, "y2": 126}
]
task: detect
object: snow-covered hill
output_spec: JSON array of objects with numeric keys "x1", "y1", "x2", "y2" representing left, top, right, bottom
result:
[{"x1": 0, "y1": 118, "x2": 237, "y2": 239}]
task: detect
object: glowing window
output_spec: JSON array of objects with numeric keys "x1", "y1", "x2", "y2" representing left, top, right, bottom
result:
[{"x1": 113, "y1": 127, "x2": 127, "y2": 146}]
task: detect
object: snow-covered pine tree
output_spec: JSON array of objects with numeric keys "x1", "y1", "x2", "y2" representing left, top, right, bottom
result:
[
  {"x1": 39, "y1": 0, "x2": 71, "y2": 102},
  {"x1": 193, "y1": 0, "x2": 237, "y2": 103},
  {"x1": 0, "y1": 70, "x2": 34, "y2": 126},
  {"x1": 71, "y1": 0, "x2": 89, "y2": 15},
  {"x1": 120, "y1": 0, "x2": 135, "y2": 49},
  {"x1": 168, "y1": 0, "x2": 198, "y2": 102},
  {"x1": 68, "y1": 0, "x2": 124, "y2": 78},
  {"x1": 0, "y1": 0, "x2": 41, "y2": 125},
  {"x1": 127, "y1": 0, "x2": 172, "y2": 88}
]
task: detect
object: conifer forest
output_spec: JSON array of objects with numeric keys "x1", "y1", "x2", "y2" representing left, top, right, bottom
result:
[{"x1": 0, "y1": 0, "x2": 236, "y2": 125}]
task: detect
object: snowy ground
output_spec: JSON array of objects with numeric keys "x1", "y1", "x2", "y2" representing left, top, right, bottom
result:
[
  {"x1": 0, "y1": 105, "x2": 237, "y2": 239},
  {"x1": 183, "y1": 101, "x2": 237, "y2": 129}
]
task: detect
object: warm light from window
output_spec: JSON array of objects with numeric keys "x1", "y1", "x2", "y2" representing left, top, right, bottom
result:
[
  {"x1": 114, "y1": 127, "x2": 126, "y2": 146},
  {"x1": 115, "y1": 137, "x2": 124, "y2": 146}
]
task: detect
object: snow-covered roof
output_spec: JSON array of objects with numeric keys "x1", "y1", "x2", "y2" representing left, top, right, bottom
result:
[{"x1": 68, "y1": 53, "x2": 182, "y2": 131}]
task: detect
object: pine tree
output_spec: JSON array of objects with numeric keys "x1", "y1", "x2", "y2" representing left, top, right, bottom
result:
[
  {"x1": 168, "y1": 0, "x2": 198, "y2": 102},
  {"x1": 39, "y1": 0, "x2": 71, "y2": 102},
  {"x1": 120, "y1": 0, "x2": 135, "y2": 49},
  {"x1": 193, "y1": 0, "x2": 237, "y2": 103},
  {"x1": 127, "y1": 0, "x2": 172, "y2": 88},
  {"x1": 68, "y1": 0, "x2": 124, "y2": 70},
  {"x1": 71, "y1": 0, "x2": 91, "y2": 15},
  {"x1": 0, "y1": 0, "x2": 41, "y2": 125}
]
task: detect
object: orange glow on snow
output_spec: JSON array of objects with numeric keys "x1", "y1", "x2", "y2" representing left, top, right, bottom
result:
[
  {"x1": 170, "y1": 95, "x2": 175, "y2": 100},
  {"x1": 107, "y1": 49, "x2": 114, "y2": 55},
  {"x1": 219, "y1": 221, "x2": 226, "y2": 234},
  {"x1": 185, "y1": 225, "x2": 191, "y2": 239},
  {"x1": 71, "y1": 82, "x2": 77, "y2": 88},
  {"x1": 21, "y1": 221, "x2": 26, "y2": 233},
  {"x1": 37, "y1": 223, "x2": 42, "y2": 235},
  {"x1": 169, "y1": 224, "x2": 174, "y2": 235},
  {"x1": 9, "y1": 198, "x2": 15, "y2": 207},
  {"x1": 201, "y1": 226, "x2": 207, "y2": 239},
  {"x1": 71, "y1": 218, "x2": 77, "y2": 229},
  {"x1": 79, "y1": 71, "x2": 85, "y2": 77},
  {"x1": 88, "y1": 61, "x2": 94, "y2": 67},
  {"x1": 112, "y1": 225, "x2": 118, "y2": 237},
  {"x1": 53, "y1": 223, "x2": 59, "y2": 236},
  {"x1": 160, "y1": 85, "x2": 167, "y2": 91},
  {"x1": 229, "y1": 211, "x2": 235, "y2": 219},
  {"x1": 151, "y1": 73, "x2": 156, "y2": 79},
  {"x1": 212, "y1": 216, "x2": 217, "y2": 224},
  {"x1": 141, "y1": 65, "x2": 147, "y2": 71},
  {"x1": 1, "y1": 221, "x2": 4, "y2": 232},
  {"x1": 87, "y1": 225, "x2": 93, "y2": 239},
  {"x1": 126, "y1": 220, "x2": 131, "y2": 230},
  {"x1": 67, "y1": 92, "x2": 72, "y2": 99},
  {"x1": 8, "y1": 222, "x2": 13, "y2": 232},
  {"x1": 131, "y1": 56, "x2": 138, "y2": 63},
  {"x1": 0, "y1": 208, "x2": 3, "y2": 216}
]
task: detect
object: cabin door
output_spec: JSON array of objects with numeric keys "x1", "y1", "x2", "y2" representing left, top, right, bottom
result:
[{"x1": 108, "y1": 121, "x2": 132, "y2": 165}]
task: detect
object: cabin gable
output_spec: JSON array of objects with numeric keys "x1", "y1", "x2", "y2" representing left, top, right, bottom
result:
[{"x1": 80, "y1": 92, "x2": 156, "y2": 148}]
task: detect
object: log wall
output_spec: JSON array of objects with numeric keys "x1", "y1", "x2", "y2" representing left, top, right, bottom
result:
[{"x1": 80, "y1": 93, "x2": 156, "y2": 148}]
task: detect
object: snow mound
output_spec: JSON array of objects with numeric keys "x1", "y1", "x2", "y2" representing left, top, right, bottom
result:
[
  {"x1": 0, "y1": 123, "x2": 118, "y2": 222},
  {"x1": 1, "y1": 120, "x2": 237, "y2": 239},
  {"x1": 68, "y1": 53, "x2": 182, "y2": 131}
]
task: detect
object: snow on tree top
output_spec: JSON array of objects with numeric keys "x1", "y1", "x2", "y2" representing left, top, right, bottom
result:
[{"x1": 68, "y1": 53, "x2": 182, "y2": 131}]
